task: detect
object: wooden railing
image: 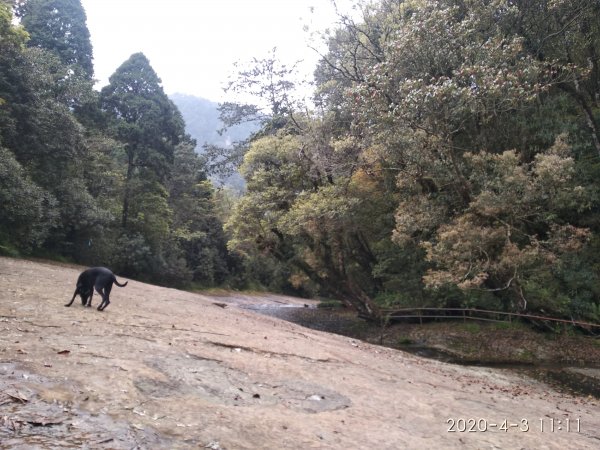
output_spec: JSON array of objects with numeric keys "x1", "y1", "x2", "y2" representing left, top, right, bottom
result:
[{"x1": 369, "y1": 307, "x2": 600, "y2": 331}]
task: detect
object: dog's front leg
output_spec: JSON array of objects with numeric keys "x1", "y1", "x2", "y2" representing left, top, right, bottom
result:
[{"x1": 86, "y1": 290, "x2": 94, "y2": 307}]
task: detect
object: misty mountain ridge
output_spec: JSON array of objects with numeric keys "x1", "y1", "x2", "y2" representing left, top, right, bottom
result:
[
  {"x1": 170, "y1": 93, "x2": 257, "y2": 190},
  {"x1": 170, "y1": 93, "x2": 256, "y2": 150}
]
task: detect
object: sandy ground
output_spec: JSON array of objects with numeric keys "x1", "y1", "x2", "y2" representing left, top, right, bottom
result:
[{"x1": 1, "y1": 257, "x2": 599, "y2": 449}]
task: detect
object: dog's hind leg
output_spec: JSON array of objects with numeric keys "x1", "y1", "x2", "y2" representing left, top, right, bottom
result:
[
  {"x1": 97, "y1": 296, "x2": 109, "y2": 311},
  {"x1": 96, "y1": 288, "x2": 106, "y2": 311},
  {"x1": 96, "y1": 284, "x2": 112, "y2": 311}
]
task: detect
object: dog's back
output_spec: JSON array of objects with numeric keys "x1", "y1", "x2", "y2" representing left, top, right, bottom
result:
[
  {"x1": 90, "y1": 267, "x2": 128, "y2": 288},
  {"x1": 76, "y1": 268, "x2": 95, "y2": 289}
]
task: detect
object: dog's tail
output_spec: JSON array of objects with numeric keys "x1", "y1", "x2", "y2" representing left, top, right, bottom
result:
[{"x1": 114, "y1": 277, "x2": 128, "y2": 288}]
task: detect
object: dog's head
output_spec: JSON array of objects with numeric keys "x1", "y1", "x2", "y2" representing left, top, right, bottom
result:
[{"x1": 77, "y1": 283, "x2": 91, "y2": 304}]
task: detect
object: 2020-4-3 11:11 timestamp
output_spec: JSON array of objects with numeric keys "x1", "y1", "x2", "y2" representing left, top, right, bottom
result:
[{"x1": 447, "y1": 417, "x2": 581, "y2": 432}]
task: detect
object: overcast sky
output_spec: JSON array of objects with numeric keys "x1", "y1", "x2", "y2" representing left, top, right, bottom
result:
[{"x1": 81, "y1": 0, "x2": 352, "y2": 102}]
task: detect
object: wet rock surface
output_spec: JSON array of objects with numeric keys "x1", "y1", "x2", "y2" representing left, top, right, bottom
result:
[
  {"x1": 261, "y1": 303, "x2": 600, "y2": 403},
  {"x1": 0, "y1": 363, "x2": 171, "y2": 448},
  {"x1": 1, "y1": 257, "x2": 600, "y2": 449}
]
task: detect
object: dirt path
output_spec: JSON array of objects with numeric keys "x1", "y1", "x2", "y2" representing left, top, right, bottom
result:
[{"x1": 1, "y1": 257, "x2": 599, "y2": 449}]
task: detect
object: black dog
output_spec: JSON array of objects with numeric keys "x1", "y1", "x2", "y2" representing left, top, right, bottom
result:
[{"x1": 65, "y1": 267, "x2": 128, "y2": 311}]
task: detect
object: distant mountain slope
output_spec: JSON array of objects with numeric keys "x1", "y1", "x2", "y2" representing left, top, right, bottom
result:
[
  {"x1": 170, "y1": 93, "x2": 256, "y2": 190},
  {"x1": 170, "y1": 93, "x2": 255, "y2": 150}
]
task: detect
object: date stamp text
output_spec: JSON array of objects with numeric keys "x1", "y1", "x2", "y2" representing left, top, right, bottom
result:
[{"x1": 446, "y1": 417, "x2": 581, "y2": 433}]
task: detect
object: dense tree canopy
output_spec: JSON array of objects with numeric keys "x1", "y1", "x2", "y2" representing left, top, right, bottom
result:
[
  {"x1": 223, "y1": 0, "x2": 600, "y2": 322},
  {"x1": 16, "y1": 0, "x2": 94, "y2": 79},
  {"x1": 100, "y1": 53, "x2": 186, "y2": 228},
  {"x1": 0, "y1": 2, "x2": 235, "y2": 287}
]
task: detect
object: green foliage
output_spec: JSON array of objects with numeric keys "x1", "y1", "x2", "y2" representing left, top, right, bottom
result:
[
  {"x1": 206, "y1": 48, "x2": 303, "y2": 178},
  {"x1": 0, "y1": 3, "x2": 236, "y2": 290},
  {"x1": 101, "y1": 52, "x2": 185, "y2": 180},
  {"x1": 317, "y1": 299, "x2": 344, "y2": 309},
  {"x1": 16, "y1": 0, "x2": 94, "y2": 78},
  {"x1": 0, "y1": 4, "x2": 28, "y2": 48},
  {"x1": 224, "y1": 0, "x2": 600, "y2": 321},
  {"x1": 112, "y1": 232, "x2": 153, "y2": 276},
  {"x1": 463, "y1": 323, "x2": 481, "y2": 334},
  {"x1": 97, "y1": 54, "x2": 232, "y2": 285},
  {"x1": 168, "y1": 141, "x2": 231, "y2": 286},
  {"x1": 0, "y1": 146, "x2": 56, "y2": 251},
  {"x1": 169, "y1": 93, "x2": 256, "y2": 188},
  {"x1": 100, "y1": 52, "x2": 185, "y2": 242},
  {"x1": 1, "y1": 4, "x2": 103, "y2": 256},
  {"x1": 421, "y1": 137, "x2": 590, "y2": 309}
]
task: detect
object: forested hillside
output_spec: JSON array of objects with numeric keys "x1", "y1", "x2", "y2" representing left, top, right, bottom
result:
[
  {"x1": 221, "y1": 0, "x2": 600, "y2": 321},
  {"x1": 2, "y1": 0, "x2": 600, "y2": 323},
  {"x1": 0, "y1": 0, "x2": 232, "y2": 287}
]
